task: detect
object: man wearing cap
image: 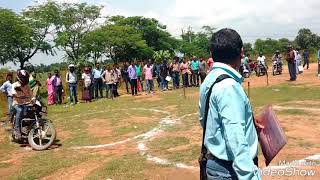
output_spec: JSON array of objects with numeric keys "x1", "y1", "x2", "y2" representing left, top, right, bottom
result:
[{"x1": 66, "y1": 64, "x2": 78, "y2": 105}]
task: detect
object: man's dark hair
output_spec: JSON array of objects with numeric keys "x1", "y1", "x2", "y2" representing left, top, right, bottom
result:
[{"x1": 210, "y1": 28, "x2": 243, "y2": 64}]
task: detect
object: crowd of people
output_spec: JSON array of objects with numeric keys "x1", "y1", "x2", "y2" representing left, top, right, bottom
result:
[{"x1": 42, "y1": 56, "x2": 215, "y2": 105}]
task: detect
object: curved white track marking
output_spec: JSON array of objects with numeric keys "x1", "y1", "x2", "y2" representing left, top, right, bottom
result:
[
  {"x1": 72, "y1": 108, "x2": 172, "y2": 150},
  {"x1": 137, "y1": 113, "x2": 198, "y2": 170}
]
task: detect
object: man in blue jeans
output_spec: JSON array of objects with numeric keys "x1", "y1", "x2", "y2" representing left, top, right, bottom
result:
[
  {"x1": 12, "y1": 70, "x2": 34, "y2": 139},
  {"x1": 171, "y1": 57, "x2": 180, "y2": 89},
  {"x1": 199, "y1": 28, "x2": 262, "y2": 180},
  {"x1": 66, "y1": 64, "x2": 78, "y2": 105},
  {"x1": 191, "y1": 56, "x2": 200, "y2": 87},
  {"x1": 92, "y1": 62, "x2": 103, "y2": 98},
  {"x1": 0, "y1": 72, "x2": 13, "y2": 116}
]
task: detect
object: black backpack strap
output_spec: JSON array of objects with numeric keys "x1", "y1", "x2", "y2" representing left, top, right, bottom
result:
[{"x1": 201, "y1": 74, "x2": 232, "y2": 154}]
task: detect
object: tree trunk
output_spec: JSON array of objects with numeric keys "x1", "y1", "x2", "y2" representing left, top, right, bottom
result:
[{"x1": 19, "y1": 59, "x2": 26, "y2": 70}]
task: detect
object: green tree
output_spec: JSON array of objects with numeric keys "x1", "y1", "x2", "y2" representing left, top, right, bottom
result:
[
  {"x1": 83, "y1": 24, "x2": 152, "y2": 63},
  {"x1": 243, "y1": 43, "x2": 253, "y2": 55},
  {"x1": 52, "y1": 3, "x2": 102, "y2": 62},
  {"x1": 0, "y1": 7, "x2": 54, "y2": 69},
  {"x1": 110, "y1": 16, "x2": 178, "y2": 53},
  {"x1": 153, "y1": 50, "x2": 172, "y2": 64},
  {"x1": 295, "y1": 28, "x2": 318, "y2": 50}
]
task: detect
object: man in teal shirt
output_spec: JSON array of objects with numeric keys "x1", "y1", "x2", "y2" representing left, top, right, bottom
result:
[
  {"x1": 199, "y1": 28, "x2": 261, "y2": 180},
  {"x1": 191, "y1": 56, "x2": 200, "y2": 86}
]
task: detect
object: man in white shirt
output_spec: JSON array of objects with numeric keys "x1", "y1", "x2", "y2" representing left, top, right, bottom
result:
[
  {"x1": 257, "y1": 52, "x2": 266, "y2": 66},
  {"x1": 66, "y1": 64, "x2": 78, "y2": 105},
  {"x1": 0, "y1": 72, "x2": 13, "y2": 116}
]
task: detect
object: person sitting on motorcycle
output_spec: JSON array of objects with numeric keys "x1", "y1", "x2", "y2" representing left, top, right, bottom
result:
[
  {"x1": 257, "y1": 52, "x2": 266, "y2": 66},
  {"x1": 272, "y1": 50, "x2": 283, "y2": 66},
  {"x1": 12, "y1": 70, "x2": 35, "y2": 140}
]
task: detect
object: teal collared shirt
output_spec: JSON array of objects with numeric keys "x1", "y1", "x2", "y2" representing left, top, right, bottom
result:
[{"x1": 199, "y1": 62, "x2": 261, "y2": 180}]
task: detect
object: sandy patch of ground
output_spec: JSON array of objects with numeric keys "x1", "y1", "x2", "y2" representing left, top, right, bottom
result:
[
  {"x1": 245, "y1": 63, "x2": 320, "y2": 88},
  {"x1": 134, "y1": 94, "x2": 163, "y2": 102},
  {"x1": 56, "y1": 129, "x2": 72, "y2": 141},
  {"x1": 41, "y1": 160, "x2": 106, "y2": 180},
  {"x1": 0, "y1": 150, "x2": 36, "y2": 177},
  {"x1": 85, "y1": 118, "x2": 113, "y2": 138},
  {"x1": 145, "y1": 166, "x2": 198, "y2": 180}
]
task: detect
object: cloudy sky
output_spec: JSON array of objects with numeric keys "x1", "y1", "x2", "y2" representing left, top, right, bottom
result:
[{"x1": 1, "y1": 0, "x2": 320, "y2": 68}]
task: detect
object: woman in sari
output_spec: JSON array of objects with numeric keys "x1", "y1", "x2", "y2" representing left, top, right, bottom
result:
[
  {"x1": 82, "y1": 67, "x2": 92, "y2": 102},
  {"x1": 47, "y1": 73, "x2": 55, "y2": 105}
]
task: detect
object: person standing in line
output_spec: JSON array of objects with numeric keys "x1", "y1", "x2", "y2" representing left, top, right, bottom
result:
[
  {"x1": 191, "y1": 56, "x2": 200, "y2": 87},
  {"x1": 0, "y1": 72, "x2": 13, "y2": 116},
  {"x1": 295, "y1": 49, "x2": 302, "y2": 75},
  {"x1": 101, "y1": 66, "x2": 114, "y2": 99},
  {"x1": 143, "y1": 61, "x2": 154, "y2": 95},
  {"x1": 46, "y1": 73, "x2": 55, "y2": 105},
  {"x1": 287, "y1": 46, "x2": 297, "y2": 81},
  {"x1": 199, "y1": 57, "x2": 208, "y2": 84},
  {"x1": 66, "y1": 64, "x2": 78, "y2": 105},
  {"x1": 81, "y1": 67, "x2": 92, "y2": 102},
  {"x1": 52, "y1": 70, "x2": 63, "y2": 105},
  {"x1": 112, "y1": 64, "x2": 121, "y2": 97},
  {"x1": 199, "y1": 28, "x2": 262, "y2": 180},
  {"x1": 171, "y1": 57, "x2": 181, "y2": 89},
  {"x1": 303, "y1": 49, "x2": 310, "y2": 70},
  {"x1": 121, "y1": 61, "x2": 130, "y2": 94},
  {"x1": 160, "y1": 60, "x2": 169, "y2": 91},
  {"x1": 154, "y1": 62, "x2": 161, "y2": 88},
  {"x1": 136, "y1": 61, "x2": 144, "y2": 92},
  {"x1": 181, "y1": 58, "x2": 190, "y2": 88},
  {"x1": 92, "y1": 62, "x2": 103, "y2": 99},
  {"x1": 127, "y1": 61, "x2": 138, "y2": 96}
]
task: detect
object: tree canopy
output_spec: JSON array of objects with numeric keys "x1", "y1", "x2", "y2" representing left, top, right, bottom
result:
[{"x1": 1, "y1": 1, "x2": 320, "y2": 70}]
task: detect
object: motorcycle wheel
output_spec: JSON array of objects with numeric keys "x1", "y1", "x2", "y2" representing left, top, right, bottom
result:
[
  {"x1": 28, "y1": 120, "x2": 56, "y2": 151},
  {"x1": 244, "y1": 73, "x2": 250, "y2": 78}
]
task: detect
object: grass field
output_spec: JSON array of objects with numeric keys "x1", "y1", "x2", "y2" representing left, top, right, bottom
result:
[{"x1": 0, "y1": 64, "x2": 320, "y2": 179}]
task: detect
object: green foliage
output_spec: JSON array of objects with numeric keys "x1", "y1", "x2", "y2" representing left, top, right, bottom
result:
[
  {"x1": 109, "y1": 16, "x2": 178, "y2": 60},
  {"x1": 295, "y1": 28, "x2": 320, "y2": 50},
  {"x1": 179, "y1": 26, "x2": 215, "y2": 58},
  {"x1": 52, "y1": 3, "x2": 102, "y2": 61},
  {"x1": 153, "y1": 50, "x2": 172, "y2": 64},
  {"x1": 0, "y1": 7, "x2": 54, "y2": 69}
]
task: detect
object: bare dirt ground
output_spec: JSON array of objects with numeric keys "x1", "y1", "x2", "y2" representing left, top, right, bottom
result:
[
  {"x1": 1, "y1": 64, "x2": 320, "y2": 180},
  {"x1": 245, "y1": 63, "x2": 320, "y2": 88}
]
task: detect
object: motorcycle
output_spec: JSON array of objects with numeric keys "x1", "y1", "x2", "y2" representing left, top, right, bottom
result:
[
  {"x1": 272, "y1": 60, "x2": 283, "y2": 76},
  {"x1": 239, "y1": 64, "x2": 250, "y2": 78},
  {"x1": 255, "y1": 62, "x2": 268, "y2": 77},
  {"x1": 10, "y1": 99, "x2": 56, "y2": 151}
]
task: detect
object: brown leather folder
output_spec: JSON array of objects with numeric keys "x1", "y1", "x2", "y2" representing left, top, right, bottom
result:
[{"x1": 257, "y1": 105, "x2": 287, "y2": 166}]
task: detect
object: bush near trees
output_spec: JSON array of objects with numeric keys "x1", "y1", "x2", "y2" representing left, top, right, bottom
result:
[{"x1": 0, "y1": 2, "x2": 320, "y2": 71}]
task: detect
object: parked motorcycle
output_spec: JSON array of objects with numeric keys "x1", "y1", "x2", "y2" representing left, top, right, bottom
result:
[{"x1": 10, "y1": 99, "x2": 56, "y2": 151}]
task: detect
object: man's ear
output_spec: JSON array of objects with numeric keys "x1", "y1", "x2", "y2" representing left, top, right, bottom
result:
[{"x1": 241, "y1": 48, "x2": 245, "y2": 59}]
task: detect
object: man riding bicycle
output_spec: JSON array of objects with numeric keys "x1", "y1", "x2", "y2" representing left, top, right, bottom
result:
[{"x1": 12, "y1": 70, "x2": 35, "y2": 140}]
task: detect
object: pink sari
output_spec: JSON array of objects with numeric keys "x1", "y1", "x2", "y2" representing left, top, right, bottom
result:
[{"x1": 47, "y1": 77, "x2": 55, "y2": 105}]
